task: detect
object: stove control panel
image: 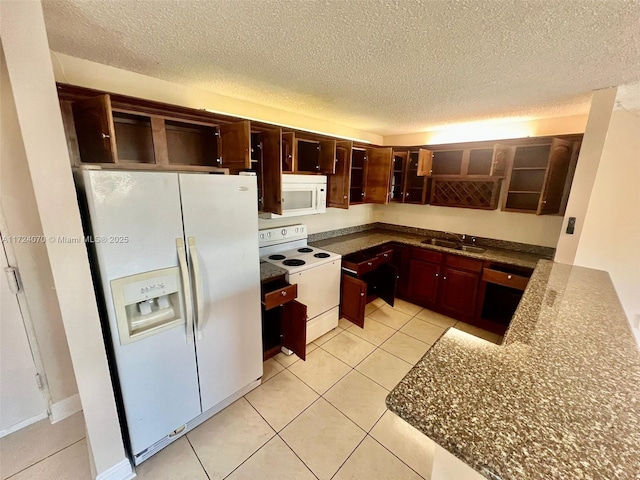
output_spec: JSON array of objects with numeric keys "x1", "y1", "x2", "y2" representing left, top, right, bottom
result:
[{"x1": 259, "y1": 224, "x2": 307, "y2": 246}]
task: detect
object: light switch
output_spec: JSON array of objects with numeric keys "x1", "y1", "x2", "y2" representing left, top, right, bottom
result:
[{"x1": 566, "y1": 217, "x2": 576, "y2": 234}]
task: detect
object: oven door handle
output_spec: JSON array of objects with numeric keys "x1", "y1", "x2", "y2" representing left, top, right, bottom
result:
[{"x1": 188, "y1": 236, "x2": 204, "y2": 340}]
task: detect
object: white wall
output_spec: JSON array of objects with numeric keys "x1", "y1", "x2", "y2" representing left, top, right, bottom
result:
[
  {"x1": 1, "y1": 2, "x2": 131, "y2": 478},
  {"x1": 375, "y1": 203, "x2": 563, "y2": 247},
  {"x1": 555, "y1": 88, "x2": 618, "y2": 263},
  {"x1": 259, "y1": 204, "x2": 375, "y2": 234},
  {"x1": 0, "y1": 50, "x2": 79, "y2": 407},
  {"x1": 573, "y1": 102, "x2": 640, "y2": 340}
]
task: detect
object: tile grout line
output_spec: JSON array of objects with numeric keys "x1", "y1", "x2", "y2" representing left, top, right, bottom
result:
[
  {"x1": 274, "y1": 433, "x2": 320, "y2": 480},
  {"x1": 365, "y1": 433, "x2": 428, "y2": 480},
  {"x1": 4, "y1": 437, "x2": 86, "y2": 480},
  {"x1": 185, "y1": 435, "x2": 211, "y2": 480}
]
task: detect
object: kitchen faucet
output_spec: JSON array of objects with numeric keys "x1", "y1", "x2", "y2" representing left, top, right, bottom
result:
[{"x1": 445, "y1": 232, "x2": 478, "y2": 246}]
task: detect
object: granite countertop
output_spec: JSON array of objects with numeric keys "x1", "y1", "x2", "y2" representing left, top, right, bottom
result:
[
  {"x1": 310, "y1": 229, "x2": 545, "y2": 269},
  {"x1": 386, "y1": 260, "x2": 640, "y2": 479},
  {"x1": 260, "y1": 261, "x2": 286, "y2": 282}
]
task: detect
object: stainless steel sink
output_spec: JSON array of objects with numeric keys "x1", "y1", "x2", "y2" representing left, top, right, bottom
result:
[
  {"x1": 421, "y1": 238, "x2": 486, "y2": 254},
  {"x1": 424, "y1": 238, "x2": 459, "y2": 248},
  {"x1": 458, "y1": 245, "x2": 486, "y2": 254}
]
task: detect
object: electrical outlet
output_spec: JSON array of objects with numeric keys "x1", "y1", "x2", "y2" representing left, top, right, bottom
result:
[{"x1": 566, "y1": 217, "x2": 576, "y2": 235}]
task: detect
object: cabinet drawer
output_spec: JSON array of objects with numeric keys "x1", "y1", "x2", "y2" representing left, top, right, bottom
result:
[
  {"x1": 446, "y1": 254, "x2": 483, "y2": 273},
  {"x1": 263, "y1": 284, "x2": 298, "y2": 310},
  {"x1": 376, "y1": 249, "x2": 394, "y2": 264},
  {"x1": 411, "y1": 248, "x2": 443, "y2": 264},
  {"x1": 482, "y1": 269, "x2": 529, "y2": 291},
  {"x1": 343, "y1": 256, "x2": 381, "y2": 276}
]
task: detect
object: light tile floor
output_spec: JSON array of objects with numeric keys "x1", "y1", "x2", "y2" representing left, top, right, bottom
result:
[{"x1": 0, "y1": 303, "x2": 501, "y2": 479}]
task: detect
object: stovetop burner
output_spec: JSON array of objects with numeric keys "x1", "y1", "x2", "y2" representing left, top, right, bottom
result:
[
  {"x1": 298, "y1": 247, "x2": 313, "y2": 253},
  {"x1": 283, "y1": 259, "x2": 306, "y2": 267},
  {"x1": 269, "y1": 254, "x2": 286, "y2": 260},
  {"x1": 314, "y1": 252, "x2": 330, "y2": 258}
]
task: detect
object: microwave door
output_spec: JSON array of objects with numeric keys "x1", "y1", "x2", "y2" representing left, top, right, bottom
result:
[
  {"x1": 316, "y1": 185, "x2": 326, "y2": 214},
  {"x1": 282, "y1": 186, "x2": 316, "y2": 216}
]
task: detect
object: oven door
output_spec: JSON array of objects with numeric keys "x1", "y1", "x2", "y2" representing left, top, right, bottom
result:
[{"x1": 281, "y1": 184, "x2": 320, "y2": 217}]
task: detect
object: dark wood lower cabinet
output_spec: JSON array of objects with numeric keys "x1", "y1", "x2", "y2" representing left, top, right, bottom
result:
[
  {"x1": 391, "y1": 243, "x2": 410, "y2": 298},
  {"x1": 402, "y1": 247, "x2": 482, "y2": 324},
  {"x1": 261, "y1": 277, "x2": 307, "y2": 361},
  {"x1": 407, "y1": 259, "x2": 441, "y2": 306},
  {"x1": 340, "y1": 274, "x2": 367, "y2": 327},
  {"x1": 340, "y1": 246, "x2": 398, "y2": 328},
  {"x1": 439, "y1": 267, "x2": 479, "y2": 320}
]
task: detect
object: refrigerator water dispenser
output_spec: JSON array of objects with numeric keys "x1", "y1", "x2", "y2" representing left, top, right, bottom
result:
[{"x1": 111, "y1": 267, "x2": 185, "y2": 345}]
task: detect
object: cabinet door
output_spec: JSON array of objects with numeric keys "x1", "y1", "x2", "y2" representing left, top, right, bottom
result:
[
  {"x1": 328, "y1": 140, "x2": 352, "y2": 209},
  {"x1": 261, "y1": 128, "x2": 283, "y2": 215},
  {"x1": 417, "y1": 148, "x2": 433, "y2": 176},
  {"x1": 219, "y1": 120, "x2": 251, "y2": 170},
  {"x1": 537, "y1": 138, "x2": 572, "y2": 215},
  {"x1": 490, "y1": 144, "x2": 513, "y2": 177},
  {"x1": 439, "y1": 267, "x2": 479, "y2": 319},
  {"x1": 282, "y1": 132, "x2": 295, "y2": 171},
  {"x1": 391, "y1": 244, "x2": 410, "y2": 299},
  {"x1": 72, "y1": 94, "x2": 117, "y2": 163},
  {"x1": 281, "y1": 300, "x2": 307, "y2": 361},
  {"x1": 408, "y1": 259, "x2": 441, "y2": 306},
  {"x1": 390, "y1": 151, "x2": 407, "y2": 202},
  {"x1": 319, "y1": 139, "x2": 337, "y2": 174},
  {"x1": 341, "y1": 273, "x2": 367, "y2": 328},
  {"x1": 378, "y1": 263, "x2": 398, "y2": 308},
  {"x1": 405, "y1": 152, "x2": 429, "y2": 204},
  {"x1": 364, "y1": 147, "x2": 393, "y2": 204}
]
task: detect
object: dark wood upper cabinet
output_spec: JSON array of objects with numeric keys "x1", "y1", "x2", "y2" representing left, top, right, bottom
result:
[
  {"x1": 328, "y1": 140, "x2": 352, "y2": 209},
  {"x1": 281, "y1": 132, "x2": 295, "y2": 172},
  {"x1": 319, "y1": 139, "x2": 337, "y2": 174},
  {"x1": 503, "y1": 137, "x2": 574, "y2": 215},
  {"x1": 490, "y1": 144, "x2": 513, "y2": 177},
  {"x1": 390, "y1": 151, "x2": 408, "y2": 202},
  {"x1": 259, "y1": 128, "x2": 283, "y2": 215},
  {"x1": 417, "y1": 148, "x2": 433, "y2": 176},
  {"x1": 364, "y1": 147, "x2": 393, "y2": 204},
  {"x1": 537, "y1": 138, "x2": 572, "y2": 215},
  {"x1": 71, "y1": 94, "x2": 117, "y2": 164},
  {"x1": 219, "y1": 120, "x2": 251, "y2": 170},
  {"x1": 405, "y1": 151, "x2": 429, "y2": 204},
  {"x1": 341, "y1": 273, "x2": 367, "y2": 328},
  {"x1": 349, "y1": 148, "x2": 367, "y2": 205},
  {"x1": 294, "y1": 137, "x2": 336, "y2": 174},
  {"x1": 281, "y1": 300, "x2": 307, "y2": 361}
]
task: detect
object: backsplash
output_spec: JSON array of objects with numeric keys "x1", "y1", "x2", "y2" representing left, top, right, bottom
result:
[{"x1": 308, "y1": 223, "x2": 556, "y2": 258}]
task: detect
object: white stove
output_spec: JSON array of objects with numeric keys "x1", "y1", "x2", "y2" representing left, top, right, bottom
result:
[{"x1": 259, "y1": 225, "x2": 341, "y2": 345}]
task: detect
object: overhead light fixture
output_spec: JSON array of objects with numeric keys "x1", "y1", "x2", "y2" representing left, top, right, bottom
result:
[{"x1": 427, "y1": 117, "x2": 534, "y2": 144}]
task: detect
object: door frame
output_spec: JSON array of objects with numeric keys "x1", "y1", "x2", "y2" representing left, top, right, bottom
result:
[{"x1": 0, "y1": 208, "x2": 52, "y2": 430}]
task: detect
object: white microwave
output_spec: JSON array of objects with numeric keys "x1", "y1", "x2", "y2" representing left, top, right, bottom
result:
[{"x1": 261, "y1": 174, "x2": 327, "y2": 218}]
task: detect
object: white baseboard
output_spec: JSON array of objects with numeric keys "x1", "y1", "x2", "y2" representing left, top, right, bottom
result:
[
  {"x1": 96, "y1": 458, "x2": 135, "y2": 480},
  {"x1": 50, "y1": 394, "x2": 83, "y2": 424},
  {"x1": 0, "y1": 410, "x2": 48, "y2": 438}
]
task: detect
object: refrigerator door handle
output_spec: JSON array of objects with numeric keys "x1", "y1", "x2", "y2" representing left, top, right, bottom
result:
[
  {"x1": 176, "y1": 238, "x2": 194, "y2": 344},
  {"x1": 188, "y1": 236, "x2": 204, "y2": 340}
]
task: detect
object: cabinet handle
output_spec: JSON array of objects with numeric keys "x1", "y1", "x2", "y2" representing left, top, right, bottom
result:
[
  {"x1": 101, "y1": 133, "x2": 110, "y2": 139},
  {"x1": 435, "y1": 273, "x2": 439, "y2": 277},
  {"x1": 507, "y1": 275, "x2": 512, "y2": 280},
  {"x1": 367, "y1": 262, "x2": 373, "y2": 266},
  {"x1": 383, "y1": 254, "x2": 388, "y2": 257},
  {"x1": 281, "y1": 290, "x2": 287, "y2": 296},
  {"x1": 343, "y1": 195, "x2": 347, "y2": 199},
  {"x1": 360, "y1": 292, "x2": 365, "y2": 297},
  {"x1": 443, "y1": 276, "x2": 447, "y2": 280}
]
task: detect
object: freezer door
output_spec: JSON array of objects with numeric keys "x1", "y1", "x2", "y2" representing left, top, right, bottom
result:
[
  {"x1": 179, "y1": 174, "x2": 263, "y2": 412},
  {"x1": 81, "y1": 170, "x2": 201, "y2": 458}
]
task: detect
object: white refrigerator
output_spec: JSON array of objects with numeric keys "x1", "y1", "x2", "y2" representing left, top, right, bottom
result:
[{"x1": 79, "y1": 170, "x2": 263, "y2": 464}]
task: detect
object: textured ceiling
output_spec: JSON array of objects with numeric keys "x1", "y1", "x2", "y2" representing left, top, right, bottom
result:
[{"x1": 42, "y1": 0, "x2": 640, "y2": 135}]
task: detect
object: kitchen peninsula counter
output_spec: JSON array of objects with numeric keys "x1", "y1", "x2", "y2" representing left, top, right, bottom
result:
[{"x1": 386, "y1": 260, "x2": 640, "y2": 479}]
